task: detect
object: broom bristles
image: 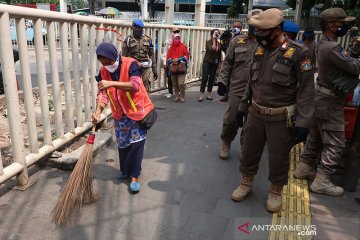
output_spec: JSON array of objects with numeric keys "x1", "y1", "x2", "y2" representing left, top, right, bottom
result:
[{"x1": 51, "y1": 142, "x2": 98, "y2": 226}]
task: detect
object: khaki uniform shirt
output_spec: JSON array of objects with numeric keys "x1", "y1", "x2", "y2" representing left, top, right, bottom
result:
[
  {"x1": 317, "y1": 35, "x2": 360, "y2": 107},
  {"x1": 240, "y1": 39, "x2": 315, "y2": 128},
  {"x1": 122, "y1": 34, "x2": 157, "y2": 74},
  {"x1": 218, "y1": 35, "x2": 257, "y2": 98}
]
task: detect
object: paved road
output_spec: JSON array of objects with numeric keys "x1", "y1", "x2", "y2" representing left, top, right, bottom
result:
[{"x1": 0, "y1": 85, "x2": 359, "y2": 240}]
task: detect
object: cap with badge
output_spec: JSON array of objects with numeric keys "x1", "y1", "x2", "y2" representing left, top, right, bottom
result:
[
  {"x1": 249, "y1": 8, "x2": 284, "y2": 30},
  {"x1": 320, "y1": 8, "x2": 356, "y2": 22},
  {"x1": 132, "y1": 19, "x2": 144, "y2": 28}
]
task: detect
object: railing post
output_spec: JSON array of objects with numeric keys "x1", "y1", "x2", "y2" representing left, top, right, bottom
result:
[
  {"x1": 0, "y1": 12, "x2": 28, "y2": 186},
  {"x1": 16, "y1": 18, "x2": 39, "y2": 153},
  {"x1": 71, "y1": 23, "x2": 83, "y2": 127},
  {"x1": 156, "y1": 28, "x2": 163, "y2": 89},
  {"x1": 80, "y1": 24, "x2": 91, "y2": 122},
  {"x1": 47, "y1": 21, "x2": 64, "y2": 138},
  {"x1": 60, "y1": 22, "x2": 75, "y2": 132},
  {"x1": 89, "y1": 24, "x2": 97, "y2": 110},
  {"x1": 34, "y1": 18, "x2": 52, "y2": 145}
]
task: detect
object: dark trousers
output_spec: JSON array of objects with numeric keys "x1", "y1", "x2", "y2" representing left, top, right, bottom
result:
[
  {"x1": 200, "y1": 61, "x2": 218, "y2": 93},
  {"x1": 118, "y1": 140, "x2": 146, "y2": 178},
  {"x1": 166, "y1": 67, "x2": 173, "y2": 94}
]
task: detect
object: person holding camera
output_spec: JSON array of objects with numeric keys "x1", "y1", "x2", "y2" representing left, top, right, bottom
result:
[{"x1": 198, "y1": 29, "x2": 222, "y2": 102}]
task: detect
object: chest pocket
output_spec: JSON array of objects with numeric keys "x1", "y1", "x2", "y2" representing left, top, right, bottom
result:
[
  {"x1": 235, "y1": 47, "x2": 247, "y2": 62},
  {"x1": 129, "y1": 40, "x2": 139, "y2": 48},
  {"x1": 272, "y1": 62, "x2": 292, "y2": 86},
  {"x1": 251, "y1": 61, "x2": 262, "y2": 81}
]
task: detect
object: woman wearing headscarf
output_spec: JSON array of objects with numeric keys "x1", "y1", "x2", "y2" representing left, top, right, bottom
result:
[
  {"x1": 199, "y1": 29, "x2": 222, "y2": 102},
  {"x1": 166, "y1": 33, "x2": 190, "y2": 102},
  {"x1": 92, "y1": 42, "x2": 154, "y2": 193}
]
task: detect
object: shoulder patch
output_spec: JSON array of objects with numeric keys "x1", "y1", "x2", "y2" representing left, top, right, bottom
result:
[
  {"x1": 300, "y1": 57, "x2": 313, "y2": 72},
  {"x1": 255, "y1": 46, "x2": 264, "y2": 56},
  {"x1": 237, "y1": 37, "x2": 246, "y2": 44},
  {"x1": 283, "y1": 47, "x2": 296, "y2": 59}
]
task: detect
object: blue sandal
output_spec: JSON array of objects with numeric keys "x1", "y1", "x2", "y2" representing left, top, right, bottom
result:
[{"x1": 130, "y1": 181, "x2": 141, "y2": 193}]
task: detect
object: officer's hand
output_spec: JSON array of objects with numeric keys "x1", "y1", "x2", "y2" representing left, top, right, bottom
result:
[
  {"x1": 153, "y1": 72, "x2": 158, "y2": 80},
  {"x1": 217, "y1": 82, "x2": 227, "y2": 96},
  {"x1": 236, "y1": 111, "x2": 245, "y2": 127},
  {"x1": 294, "y1": 127, "x2": 309, "y2": 145}
]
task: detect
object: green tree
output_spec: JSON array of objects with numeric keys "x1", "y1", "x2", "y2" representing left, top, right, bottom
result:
[{"x1": 227, "y1": 0, "x2": 247, "y2": 18}]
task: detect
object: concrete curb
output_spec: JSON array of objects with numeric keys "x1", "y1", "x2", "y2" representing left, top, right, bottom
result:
[{"x1": 48, "y1": 132, "x2": 112, "y2": 171}]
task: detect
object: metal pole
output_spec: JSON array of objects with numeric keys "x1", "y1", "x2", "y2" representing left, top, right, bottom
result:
[
  {"x1": 47, "y1": 21, "x2": 64, "y2": 138},
  {"x1": 248, "y1": 0, "x2": 253, "y2": 12},
  {"x1": 89, "y1": 24, "x2": 97, "y2": 111},
  {"x1": 34, "y1": 19, "x2": 52, "y2": 145},
  {"x1": 60, "y1": 22, "x2": 75, "y2": 132},
  {"x1": 295, "y1": 0, "x2": 303, "y2": 25},
  {"x1": 81, "y1": 24, "x2": 91, "y2": 122},
  {"x1": 0, "y1": 12, "x2": 28, "y2": 186},
  {"x1": 71, "y1": 23, "x2": 83, "y2": 127},
  {"x1": 16, "y1": 18, "x2": 39, "y2": 153}
]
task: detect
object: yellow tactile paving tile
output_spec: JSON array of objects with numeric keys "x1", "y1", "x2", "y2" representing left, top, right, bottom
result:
[{"x1": 269, "y1": 143, "x2": 313, "y2": 240}]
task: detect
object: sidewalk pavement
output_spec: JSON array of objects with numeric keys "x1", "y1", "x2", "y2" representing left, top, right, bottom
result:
[{"x1": 0, "y1": 84, "x2": 359, "y2": 240}]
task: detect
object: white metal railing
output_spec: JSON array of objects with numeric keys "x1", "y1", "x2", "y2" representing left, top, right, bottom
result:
[{"x1": 0, "y1": 4, "x2": 214, "y2": 186}]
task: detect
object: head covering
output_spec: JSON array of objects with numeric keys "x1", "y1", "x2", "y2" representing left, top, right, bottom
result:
[
  {"x1": 350, "y1": 26, "x2": 359, "y2": 32},
  {"x1": 172, "y1": 27, "x2": 180, "y2": 33},
  {"x1": 320, "y1": 8, "x2": 356, "y2": 22},
  {"x1": 132, "y1": 19, "x2": 144, "y2": 28},
  {"x1": 173, "y1": 33, "x2": 181, "y2": 39},
  {"x1": 96, "y1": 42, "x2": 118, "y2": 61},
  {"x1": 249, "y1": 8, "x2": 284, "y2": 30},
  {"x1": 283, "y1": 20, "x2": 300, "y2": 33},
  {"x1": 247, "y1": 9, "x2": 263, "y2": 20}
]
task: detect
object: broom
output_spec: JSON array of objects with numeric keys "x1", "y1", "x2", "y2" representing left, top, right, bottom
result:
[{"x1": 51, "y1": 92, "x2": 102, "y2": 226}]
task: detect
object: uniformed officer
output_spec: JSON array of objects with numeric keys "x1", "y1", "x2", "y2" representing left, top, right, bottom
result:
[
  {"x1": 122, "y1": 19, "x2": 157, "y2": 92},
  {"x1": 283, "y1": 20, "x2": 300, "y2": 41},
  {"x1": 294, "y1": 8, "x2": 360, "y2": 196},
  {"x1": 348, "y1": 26, "x2": 360, "y2": 58},
  {"x1": 217, "y1": 9, "x2": 262, "y2": 160},
  {"x1": 231, "y1": 8, "x2": 315, "y2": 213}
]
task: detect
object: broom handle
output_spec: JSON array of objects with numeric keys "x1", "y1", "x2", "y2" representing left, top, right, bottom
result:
[{"x1": 92, "y1": 91, "x2": 103, "y2": 133}]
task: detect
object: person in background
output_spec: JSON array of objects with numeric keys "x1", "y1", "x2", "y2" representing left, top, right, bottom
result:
[
  {"x1": 298, "y1": 26, "x2": 317, "y2": 69},
  {"x1": 217, "y1": 8, "x2": 262, "y2": 160},
  {"x1": 198, "y1": 29, "x2": 222, "y2": 102},
  {"x1": 93, "y1": 42, "x2": 155, "y2": 193},
  {"x1": 122, "y1": 19, "x2": 157, "y2": 92},
  {"x1": 162, "y1": 27, "x2": 181, "y2": 99},
  {"x1": 232, "y1": 22, "x2": 242, "y2": 38},
  {"x1": 166, "y1": 33, "x2": 190, "y2": 102},
  {"x1": 283, "y1": 20, "x2": 300, "y2": 40}
]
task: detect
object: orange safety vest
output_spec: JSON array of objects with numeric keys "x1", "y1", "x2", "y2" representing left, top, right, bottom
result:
[{"x1": 100, "y1": 57, "x2": 154, "y2": 121}]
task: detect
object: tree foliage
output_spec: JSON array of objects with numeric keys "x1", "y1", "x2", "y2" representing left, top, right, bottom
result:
[{"x1": 227, "y1": 0, "x2": 248, "y2": 18}]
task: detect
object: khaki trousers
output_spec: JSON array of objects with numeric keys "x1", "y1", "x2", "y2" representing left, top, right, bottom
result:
[
  {"x1": 141, "y1": 67, "x2": 152, "y2": 92},
  {"x1": 240, "y1": 106, "x2": 294, "y2": 185},
  {"x1": 221, "y1": 95, "x2": 242, "y2": 144},
  {"x1": 171, "y1": 74, "x2": 186, "y2": 98}
]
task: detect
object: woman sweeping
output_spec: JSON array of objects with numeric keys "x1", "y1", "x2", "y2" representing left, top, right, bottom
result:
[{"x1": 92, "y1": 42, "x2": 154, "y2": 193}]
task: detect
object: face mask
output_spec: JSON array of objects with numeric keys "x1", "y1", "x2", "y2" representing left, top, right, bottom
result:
[
  {"x1": 173, "y1": 38, "x2": 180, "y2": 46},
  {"x1": 255, "y1": 29, "x2": 276, "y2": 48},
  {"x1": 105, "y1": 59, "x2": 119, "y2": 73},
  {"x1": 133, "y1": 29, "x2": 143, "y2": 39},
  {"x1": 335, "y1": 25, "x2": 349, "y2": 37},
  {"x1": 232, "y1": 28, "x2": 241, "y2": 35}
]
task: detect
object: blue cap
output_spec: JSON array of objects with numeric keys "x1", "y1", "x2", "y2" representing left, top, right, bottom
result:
[
  {"x1": 132, "y1": 19, "x2": 144, "y2": 28},
  {"x1": 283, "y1": 20, "x2": 300, "y2": 33}
]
